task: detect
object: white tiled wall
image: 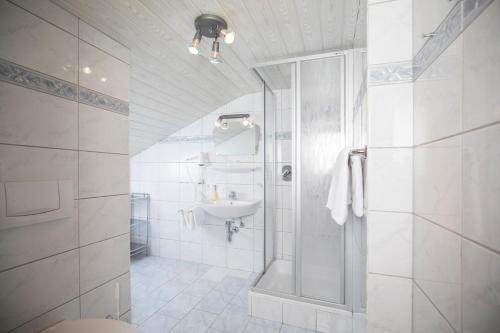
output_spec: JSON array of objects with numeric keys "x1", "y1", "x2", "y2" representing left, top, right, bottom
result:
[
  {"x1": 0, "y1": 1, "x2": 78, "y2": 83},
  {"x1": 0, "y1": 1, "x2": 131, "y2": 331},
  {"x1": 273, "y1": 89, "x2": 293, "y2": 261},
  {"x1": 367, "y1": 0, "x2": 412, "y2": 65},
  {"x1": 367, "y1": 0, "x2": 414, "y2": 332},
  {"x1": 131, "y1": 93, "x2": 266, "y2": 272},
  {"x1": 413, "y1": 36, "x2": 463, "y2": 145},
  {"x1": 248, "y1": 291, "x2": 360, "y2": 333},
  {"x1": 366, "y1": 274, "x2": 412, "y2": 333},
  {"x1": 412, "y1": 1, "x2": 500, "y2": 332},
  {"x1": 368, "y1": 1, "x2": 500, "y2": 332},
  {"x1": 0, "y1": 81, "x2": 78, "y2": 149}
]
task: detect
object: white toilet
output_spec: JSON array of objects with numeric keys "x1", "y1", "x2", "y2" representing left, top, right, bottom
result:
[{"x1": 41, "y1": 319, "x2": 137, "y2": 333}]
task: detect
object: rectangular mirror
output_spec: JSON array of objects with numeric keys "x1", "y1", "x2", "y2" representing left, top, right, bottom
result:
[{"x1": 213, "y1": 116, "x2": 260, "y2": 155}]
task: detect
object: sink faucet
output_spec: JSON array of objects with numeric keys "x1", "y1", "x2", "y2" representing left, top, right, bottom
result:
[{"x1": 228, "y1": 191, "x2": 237, "y2": 200}]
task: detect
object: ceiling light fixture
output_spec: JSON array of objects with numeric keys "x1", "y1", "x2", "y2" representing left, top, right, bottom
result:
[
  {"x1": 188, "y1": 14, "x2": 235, "y2": 64},
  {"x1": 82, "y1": 66, "x2": 92, "y2": 74}
]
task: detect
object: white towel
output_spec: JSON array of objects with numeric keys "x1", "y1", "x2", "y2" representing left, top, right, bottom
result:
[
  {"x1": 326, "y1": 148, "x2": 352, "y2": 225},
  {"x1": 187, "y1": 206, "x2": 205, "y2": 228},
  {"x1": 179, "y1": 209, "x2": 189, "y2": 228},
  {"x1": 187, "y1": 211, "x2": 195, "y2": 229},
  {"x1": 350, "y1": 155, "x2": 364, "y2": 217}
]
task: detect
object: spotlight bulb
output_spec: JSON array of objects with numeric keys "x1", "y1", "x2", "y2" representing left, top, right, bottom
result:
[
  {"x1": 242, "y1": 118, "x2": 250, "y2": 126},
  {"x1": 210, "y1": 39, "x2": 222, "y2": 64},
  {"x1": 221, "y1": 29, "x2": 235, "y2": 44},
  {"x1": 189, "y1": 29, "x2": 202, "y2": 55},
  {"x1": 214, "y1": 120, "x2": 221, "y2": 127},
  {"x1": 209, "y1": 56, "x2": 222, "y2": 64},
  {"x1": 188, "y1": 46, "x2": 199, "y2": 55}
]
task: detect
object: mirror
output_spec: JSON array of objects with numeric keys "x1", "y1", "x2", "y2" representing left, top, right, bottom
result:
[{"x1": 213, "y1": 119, "x2": 260, "y2": 155}]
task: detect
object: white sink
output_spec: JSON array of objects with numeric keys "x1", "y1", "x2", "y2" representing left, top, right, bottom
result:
[{"x1": 197, "y1": 199, "x2": 261, "y2": 219}]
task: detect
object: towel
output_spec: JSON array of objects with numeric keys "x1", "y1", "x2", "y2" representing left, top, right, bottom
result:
[
  {"x1": 179, "y1": 209, "x2": 189, "y2": 228},
  {"x1": 326, "y1": 148, "x2": 352, "y2": 225},
  {"x1": 350, "y1": 155, "x2": 364, "y2": 217},
  {"x1": 187, "y1": 206, "x2": 205, "y2": 228}
]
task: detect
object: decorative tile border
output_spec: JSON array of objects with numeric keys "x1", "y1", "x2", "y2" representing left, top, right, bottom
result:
[
  {"x1": 161, "y1": 131, "x2": 292, "y2": 144},
  {"x1": 0, "y1": 58, "x2": 77, "y2": 100},
  {"x1": 463, "y1": 0, "x2": 492, "y2": 26},
  {"x1": 414, "y1": 0, "x2": 493, "y2": 79},
  {"x1": 368, "y1": 61, "x2": 413, "y2": 85},
  {"x1": 369, "y1": 0, "x2": 493, "y2": 84},
  {"x1": 161, "y1": 135, "x2": 212, "y2": 144},
  {"x1": 79, "y1": 87, "x2": 129, "y2": 116},
  {"x1": 413, "y1": 2, "x2": 462, "y2": 79},
  {"x1": 0, "y1": 57, "x2": 130, "y2": 115}
]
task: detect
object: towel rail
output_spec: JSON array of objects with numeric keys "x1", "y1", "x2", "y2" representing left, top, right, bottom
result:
[{"x1": 349, "y1": 146, "x2": 367, "y2": 158}]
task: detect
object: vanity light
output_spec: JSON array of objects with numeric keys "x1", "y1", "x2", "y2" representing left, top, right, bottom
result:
[
  {"x1": 215, "y1": 114, "x2": 252, "y2": 129},
  {"x1": 242, "y1": 117, "x2": 255, "y2": 128},
  {"x1": 188, "y1": 14, "x2": 234, "y2": 64},
  {"x1": 82, "y1": 66, "x2": 92, "y2": 74}
]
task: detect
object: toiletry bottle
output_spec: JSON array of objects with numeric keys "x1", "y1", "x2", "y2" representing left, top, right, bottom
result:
[{"x1": 211, "y1": 185, "x2": 219, "y2": 202}]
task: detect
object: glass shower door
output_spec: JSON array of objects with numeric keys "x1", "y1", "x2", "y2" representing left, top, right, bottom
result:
[
  {"x1": 297, "y1": 56, "x2": 345, "y2": 303},
  {"x1": 264, "y1": 83, "x2": 276, "y2": 269},
  {"x1": 254, "y1": 55, "x2": 352, "y2": 308}
]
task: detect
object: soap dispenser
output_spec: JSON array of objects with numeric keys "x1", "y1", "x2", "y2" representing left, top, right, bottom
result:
[{"x1": 211, "y1": 185, "x2": 219, "y2": 202}]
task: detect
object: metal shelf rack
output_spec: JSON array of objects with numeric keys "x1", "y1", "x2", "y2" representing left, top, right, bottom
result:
[{"x1": 130, "y1": 193, "x2": 150, "y2": 256}]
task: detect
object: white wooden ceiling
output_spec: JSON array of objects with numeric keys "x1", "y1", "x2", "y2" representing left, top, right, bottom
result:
[{"x1": 52, "y1": 0, "x2": 366, "y2": 155}]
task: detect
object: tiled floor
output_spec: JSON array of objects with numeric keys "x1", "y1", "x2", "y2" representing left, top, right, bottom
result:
[{"x1": 130, "y1": 255, "x2": 316, "y2": 333}]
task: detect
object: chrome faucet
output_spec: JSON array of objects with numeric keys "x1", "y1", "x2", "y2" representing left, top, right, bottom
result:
[{"x1": 228, "y1": 191, "x2": 237, "y2": 200}]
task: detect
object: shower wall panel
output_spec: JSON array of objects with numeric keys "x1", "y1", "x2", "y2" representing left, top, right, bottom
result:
[{"x1": 299, "y1": 57, "x2": 345, "y2": 303}]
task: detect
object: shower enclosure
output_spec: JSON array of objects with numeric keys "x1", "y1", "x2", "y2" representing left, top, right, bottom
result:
[{"x1": 253, "y1": 50, "x2": 366, "y2": 313}]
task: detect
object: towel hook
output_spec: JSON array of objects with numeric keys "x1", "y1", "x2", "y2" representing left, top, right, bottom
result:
[{"x1": 349, "y1": 146, "x2": 367, "y2": 158}]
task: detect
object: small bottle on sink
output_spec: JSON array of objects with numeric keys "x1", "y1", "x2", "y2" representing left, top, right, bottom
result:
[{"x1": 211, "y1": 185, "x2": 219, "y2": 202}]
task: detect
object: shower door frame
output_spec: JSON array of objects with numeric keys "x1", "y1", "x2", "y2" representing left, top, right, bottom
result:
[{"x1": 252, "y1": 50, "x2": 358, "y2": 312}]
